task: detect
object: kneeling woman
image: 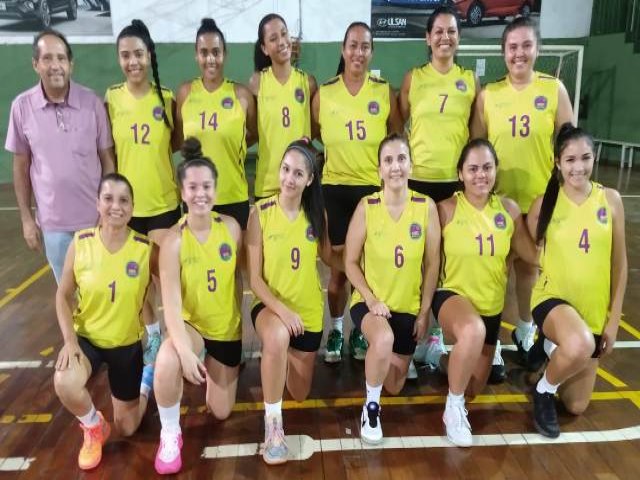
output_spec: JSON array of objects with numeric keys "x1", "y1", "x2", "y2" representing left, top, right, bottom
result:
[
  {"x1": 528, "y1": 124, "x2": 627, "y2": 438},
  {"x1": 153, "y1": 138, "x2": 243, "y2": 475},
  {"x1": 246, "y1": 138, "x2": 339, "y2": 465},
  {"x1": 431, "y1": 139, "x2": 537, "y2": 447},
  {"x1": 54, "y1": 173, "x2": 155, "y2": 470},
  {"x1": 344, "y1": 133, "x2": 440, "y2": 444}
]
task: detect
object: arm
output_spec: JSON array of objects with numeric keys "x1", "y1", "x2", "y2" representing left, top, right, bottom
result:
[
  {"x1": 95, "y1": 96, "x2": 115, "y2": 173},
  {"x1": 503, "y1": 197, "x2": 538, "y2": 266},
  {"x1": 174, "y1": 82, "x2": 191, "y2": 151},
  {"x1": 601, "y1": 189, "x2": 628, "y2": 356},
  {"x1": 98, "y1": 147, "x2": 115, "y2": 175},
  {"x1": 386, "y1": 84, "x2": 403, "y2": 134},
  {"x1": 415, "y1": 199, "x2": 441, "y2": 340},
  {"x1": 311, "y1": 87, "x2": 321, "y2": 141},
  {"x1": 245, "y1": 207, "x2": 304, "y2": 336},
  {"x1": 318, "y1": 211, "x2": 343, "y2": 271},
  {"x1": 221, "y1": 214, "x2": 244, "y2": 313},
  {"x1": 159, "y1": 227, "x2": 206, "y2": 384},
  {"x1": 398, "y1": 70, "x2": 412, "y2": 125},
  {"x1": 169, "y1": 98, "x2": 181, "y2": 153},
  {"x1": 555, "y1": 81, "x2": 575, "y2": 131},
  {"x1": 13, "y1": 153, "x2": 42, "y2": 252},
  {"x1": 236, "y1": 83, "x2": 258, "y2": 147},
  {"x1": 469, "y1": 87, "x2": 487, "y2": 139},
  {"x1": 344, "y1": 200, "x2": 390, "y2": 318},
  {"x1": 248, "y1": 71, "x2": 260, "y2": 97},
  {"x1": 526, "y1": 196, "x2": 544, "y2": 242},
  {"x1": 54, "y1": 241, "x2": 81, "y2": 370}
]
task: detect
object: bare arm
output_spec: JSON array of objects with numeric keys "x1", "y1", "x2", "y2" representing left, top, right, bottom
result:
[
  {"x1": 318, "y1": 211, "x2": 343, "y2": 271},
  {"x1": 503, "y1": 197, "x2": 538, "y2": 265},
  {"x1": 387, "y1": 84, "x2": 403, "y2": 134},
  {"x1": 236, "y1": 83, "x2": 258, "y2": 147},
  {"x1": 311, "y1": 87, "x2": 321, "y2": 141},
  {"x1": 398, "y1": 70, "x2": 412, "y2": 124},
  {"x1": 415, "y1": 199, "x2": 441, "y2": 340},
  {"x1": 13, "y1": 152, "x2": 42, "y2": 252},
  {"x1": 469, "y1": 87, "x2": 487, "y2": 139},
  {"x1": 526, "y1": 196, "x2": 544, "y2": 242},
  {"x1": 174, "y1": 81, "x2": 191, "y2": 150},
  {"x1": 248, "y1": 71, "x2": 260, "y2": 97},
  {"x1": 54, "y1": 241, "x2": 81, "y2": 370},
  {"x1": 98, "y1": 146, "x2": 115, "y2": 175},
  {"x1": 555, "y1": 81, "x2": 575, "y2": 130},
  {"x1": 169, "y1": 98, "x2": 181, "y2": 153}
]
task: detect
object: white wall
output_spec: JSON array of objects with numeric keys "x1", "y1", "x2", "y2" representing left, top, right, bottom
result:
[{"x1": 540, "y1": 0, "x2": 593, "y2": 38}]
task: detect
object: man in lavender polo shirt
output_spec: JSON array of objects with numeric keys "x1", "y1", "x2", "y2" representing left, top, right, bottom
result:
[{"x1": 5, "y1": 29, "x2": 115, "y2": 283}]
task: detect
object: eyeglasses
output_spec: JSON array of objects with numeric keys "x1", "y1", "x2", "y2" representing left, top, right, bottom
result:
[{"x1": 55, "y1": 105, "x2": 66, "y2": 132}]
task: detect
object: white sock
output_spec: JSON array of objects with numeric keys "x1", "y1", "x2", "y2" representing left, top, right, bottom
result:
[
  {"x1": 77, "y1": 404, "x2": 99, "y2": 427},
  {"x1": 536, "y1": 371, "x2": 559, "y2": 394},
  {"x1": 447, "y1": 391, "x2": 465, "y2": 406},
  {"x1": 515, "y1": 319, "x2": 533, "y2": 340},
  {"x1": 158, "y1": 402, "x2": 181, "y2": 435},
  {"x1": 145, "y1": 321, "x2": 161, "y2": 336},
  {"x1": 332, "y1": 316, "x2": 343, "y2": 333},
  {"x1": 365, "y1": 382, "x2": 382, "y2": 405},
  {"x1": 264, "y1": 400, "x2": 282, "y2": 418},
  {"x1": 543, "y1": 338, "x2": 558, "y2": 357}
]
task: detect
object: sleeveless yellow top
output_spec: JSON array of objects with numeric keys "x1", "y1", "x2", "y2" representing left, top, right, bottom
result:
[
  {"x1": 181, "y1": 78, "x2": 248, "y2": 205},
  {"x1": 438, "y1": 192, "x2": 514, "y2": 316},
  {"x1": 408, "y1": 64, "x2": 475, "y2": 182},
  {"x1": 105, "y1": 83, "x2": 178, "y2": 217},
  {"x1": 532, "y1": 183, "x2": 612, "y2": 334},
  {"x1": 255, "y1": 67, "x2": 311, "y2": 198},
  {"x1": 351, "y1": 191, "x2": 429, "y2": 314},
  {"x1": 73, "y1": 227, "x2": 151, "y2": 348},
  {"x1": 484, "y1": 72, "x2": 559, "y2": 212},
  {"x1": 253, "y1": 196, "x2": 323, "y2": 332},
  {"x1": 179, "y1": 214, "x2": 241, "y2": 341},
  {"x1": 319, "y1": 73, "x2": 390, "y2": 186}
]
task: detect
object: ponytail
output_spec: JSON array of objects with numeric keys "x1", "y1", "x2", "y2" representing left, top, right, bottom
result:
[
  {"x1": 337, "y1": 22, "x2": 373, "y2": 76},
  {"x1": 254, "y1": 13, "x2": 287, "y2": 71}
]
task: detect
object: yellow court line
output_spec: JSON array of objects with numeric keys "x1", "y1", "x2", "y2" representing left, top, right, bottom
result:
[
  {"x1": 500, "y1": 322, "x2": 515, "y2": 331},
  {"x1": 0, "y1": 373, "x2": 9, "y2": 385},
  {"x1": 0, "y1": 265, "x2": 50, "y2": 310},
  {"x1": 620, "y1": 320, "x2": 640, "y2": 340},
  {"x1": 597, "y1": 368, "x2": 628, "y2": 388}
]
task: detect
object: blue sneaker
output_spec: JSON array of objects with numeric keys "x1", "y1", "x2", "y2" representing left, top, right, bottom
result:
[
  {"x1": 144, "y1": 331, "x2": 162, "y2": 365},
  {"x1": 140, "y1": 364, "x2": 154, "y2": 397},
  {"x1": 262, "y1": 414, "x2": 288, "y2": 465}
]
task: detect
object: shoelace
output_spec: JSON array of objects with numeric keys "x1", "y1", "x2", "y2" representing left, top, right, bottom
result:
[
  {"x1": 81, "y1": 422, "x2": 102, "y2": 449},
  {"x1": 523, "y1": 326, "x2": 536, "y2": 349},
  {"x1": 266, "y1": 418, "x2": 287, "y2": 449},
  {"x1": 158, "y1": 434, "x2": 180, "y2": 462},
  {"x1": 451, "y1": 404, "x2": 471, "y2": 431}
]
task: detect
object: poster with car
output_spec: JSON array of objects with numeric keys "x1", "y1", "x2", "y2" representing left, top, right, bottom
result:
[
  {"x1": 371, "y1": 0, "x2": 541, "y2": 38},
  {"x1": 0, "y1": 0, "x2": 111, "y2": 36}
]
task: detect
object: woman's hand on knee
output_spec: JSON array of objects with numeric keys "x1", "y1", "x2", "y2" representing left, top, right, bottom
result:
[
  {"x1": 278, "y1": 308, "x2": 305, "y2": 337},
  {"x1": 55, "y1": 340, "x2": 82, "y2": 371},
  {"x1": 366, "y1": 298, "x2": 391, "y2": 319},
  {"x1": 177, "y1": 348, "x2": 206, "y2": 385}
]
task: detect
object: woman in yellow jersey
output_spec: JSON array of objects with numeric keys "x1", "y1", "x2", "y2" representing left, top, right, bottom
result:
[
  {"x1": 399, "y1": 5, "x2": 477, "y2": 203},
  {"x1": 344, "y1": 134, "x2": 440, "y2": 445},
  {"x1": 53, "y1": 173, "x2": 155, "y2": 470},
  {"x1": 249, "y1": 13, "x2": 317, "y2": 200},
  {"x1": 107, "y1": 19, "x2": 180, "y2": 365},
  {"x1": 429, "y1": 139, "x2": 536, "y2": 447},
  {"x1": 471, "y1": 16, "x2": 574, "y2": 372},
  {"x1": 175, "y1": 18, "x2": 257, "y2": 229},
  {"x1": 526, "y1": 124, "x2": 627, "y2": 439},
  {"x1": 246, "y1": 138, "x2": 339, "y2": 465},
  {"x1": 152, "y1": 138, "x2": 242, "y2": 475},
  {"x1": 312, "y1": 21, "x2": 403, "y2": 363}
]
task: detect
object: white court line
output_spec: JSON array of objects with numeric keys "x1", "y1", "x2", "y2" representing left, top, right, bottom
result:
[
  {"x1": 3, "y1": 341, "x2": 640, "y2": 368},
  {"x1": 0, "y1": 457, "x2": 35, "y2": 471},
  {"x1": 202, "y1": 425, "x2": 640, "y2": 460}
]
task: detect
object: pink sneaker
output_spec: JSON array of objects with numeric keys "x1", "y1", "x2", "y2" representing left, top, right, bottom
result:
[{"x1": 154, "y1": 432, "x2": 183, "y2": 475}]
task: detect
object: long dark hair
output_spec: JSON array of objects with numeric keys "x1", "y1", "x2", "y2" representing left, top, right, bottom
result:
[
  {"x1": 254, "y1": 13, "x2": 287, "y2": 72},
  {"x1": 535, "y1": 123, "x2": 595, "y2": 244},
  {"x1": 177, "y1": 137, "x2": 218, "y2": 187},
  {"x1": 425, "y1": 5, "x2": 460, "y2": 58},
  {"x1": 196, "y1": 18, "x2": 226, "y2": 52},
  {"x1": 117, "y1": 19, "x2": 170, "y2": 129},
  {"x1": 282, "y1": 138, "x2": 326, "y2": 245},
  {"x1": 98, "y1": 172, "x2": 134, "y2": 202},
  {"x1": 336, "y1": 22, "x2": 373, "y2": 75},
  {"x1": 456, "y1": 138, "x2": 499, "y2": 192},
  {"x1": 501, "y1": 15, "x2": 540, "y2": 53}
]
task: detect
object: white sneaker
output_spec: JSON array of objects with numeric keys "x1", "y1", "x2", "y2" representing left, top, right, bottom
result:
[
  {"x1": 443, "y1": 401, "x2": 472, "y2": 447},
  {"x1": 515, "y1": 323, "x2": 537, "y2": 352},
  {"x1": 488, "y1": 339, "x2": 506, "y2": 384},
  {"x1": 360, "y1": 402, "x2": 383, "y2": 444},
  {"x1": 407, "y1": 359, "x2": 418, "y2": 380}
]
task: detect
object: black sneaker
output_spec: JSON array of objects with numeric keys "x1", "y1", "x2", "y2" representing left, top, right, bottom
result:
[
  {"x1": 524, "y1": 334, "x2": 548, "y2": 372},
  {"x1": 533, "y1": 390, "x2": 560, "y2": 438},
  {"x1": 488, "y1": 340, "x2": 506, "y2": 384}
]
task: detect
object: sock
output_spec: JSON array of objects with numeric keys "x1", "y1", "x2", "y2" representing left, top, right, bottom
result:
[
  {"x1": 264, "y1": 400, "x2": 282, "y2": 418},
  {"x1": 515, "y1": 319, "x2": 533, "y2": 341},
  {"x1": 77, "y1": 405, "x2": 99, "y2": 428},
  {"x1": 158, "y1": 402, "x2": 181, "y2": 435},
  {"x1": 365, "y1": 382, "x2": 382, "y2": 405},
  {"x1": 543, "y1": 338, "x2": 558, "y2": 357},
  {"x1": 332, "y1": 316, "x2": 343, "y2": 333},
  {"x1": 447, "y1": 391, "x2": 465, "y2": 406},
  {"x1": 145, "y1": 321, "x2": 161, "y2": 336},
  {"x1": 536, "y1": 371, "x2": 559, "y2": 395}
]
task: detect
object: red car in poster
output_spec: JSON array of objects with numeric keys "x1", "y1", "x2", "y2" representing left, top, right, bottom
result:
[{"x1": 451, "y1": 0, "x2": 534, "y2": 26}]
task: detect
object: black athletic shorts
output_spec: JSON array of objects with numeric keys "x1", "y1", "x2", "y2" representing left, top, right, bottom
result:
[
  {"x1": 202, "y1": 338, "x2": 242, "y2": 367},
  {"x1": 323, "y1": 184, "x2": 380, "y2": 245},
  {"x1": 251, "y1": 303, "x2": 322, "y2": 352},
  {"x1": 213, "y1": 201, "x2": 250, "y2": 230},
  {"x1": 431, "y1": 290, "x2": 502, "y2": 346},
  {"x1": 349, "y1": 302, "x2": 417, "y2": 355},
  {"x1": 408, "y1": 180, "x2": 458, "y2": 203},
  {"x1": 128, "y1": 206, "x2": 181, "y2": 236},
  {"x1": 78, "y1": 336, "x2": 143, "y2": 402},
  {"x1": 531, "y1": 298, "x2": 603, "y2": 358}
]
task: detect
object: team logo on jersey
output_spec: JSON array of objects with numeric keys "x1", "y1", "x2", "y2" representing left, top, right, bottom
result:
[
  {"x1": 494, "y1": 213, "x2": 507, "y2": 230},
  {"x1": 305, "y1": 225, "x2": 316, "y2": 241},
  {"x1": 221, "y1": 97, "x2": 234, "y2": 109},
  {"x1": 294, "y1": 88, "x2": 305, "y2": 103},
  {"x1": 534, "y1": 96, "x2": 548, "y2": 111},
  {"x1": 152, "y1": 106, "x2": 164, "y2": 121},
  {"x1": 368, "y1": 101, "x2": 380, "y2": 115},
  {"x1": 596, "y1": 207, "x2": 608, "y2": 224},
  {"x1": 219, "y1": 243, "x2": 233, "y2": 261},
  {"x1": 455, "y1": 79, "x2": 467, "y2": 92},
  {"x1": 125, "y1": 261, "x2": 139, "y2": 278},
  {"x1": 409, "y1": 222, "x2": 422, "y2": 239}
]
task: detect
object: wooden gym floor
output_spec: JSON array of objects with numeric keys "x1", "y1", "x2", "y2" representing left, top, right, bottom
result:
[{"x1": 0, "y1": 163, "x2": 639, "y2": 478}]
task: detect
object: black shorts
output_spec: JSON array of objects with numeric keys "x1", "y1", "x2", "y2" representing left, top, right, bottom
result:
[
  {"x1": 431, "y1": 290, "x2": 502, "y2": 346},
  {"x1": 202, "y1": 338, "x2": 242, "y2": 367},
  {"x1": 251, "y1": 303, "x2": 322, "y2": 352},
  {"x1": 323, "y1": 184, "x2": 380, "y2": 245},
  {"x1": 78, "y1": 336, "x2": 143, "y2": 402},
  {"x1": 128, "y1": 206, "x2": 182, "y2": 236},
  {"x1": 408, "y1": 180, "x2": 458, "y2": 203},
  {"x1": 531, "y1": 298, "x2": 603, "y2": 358},
  {"x1": 349, "y1": 302, "x2": 417, "y2": 355},
  {"x1": 213, "y1": 201, "x2": 250, "y2": 230}
]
